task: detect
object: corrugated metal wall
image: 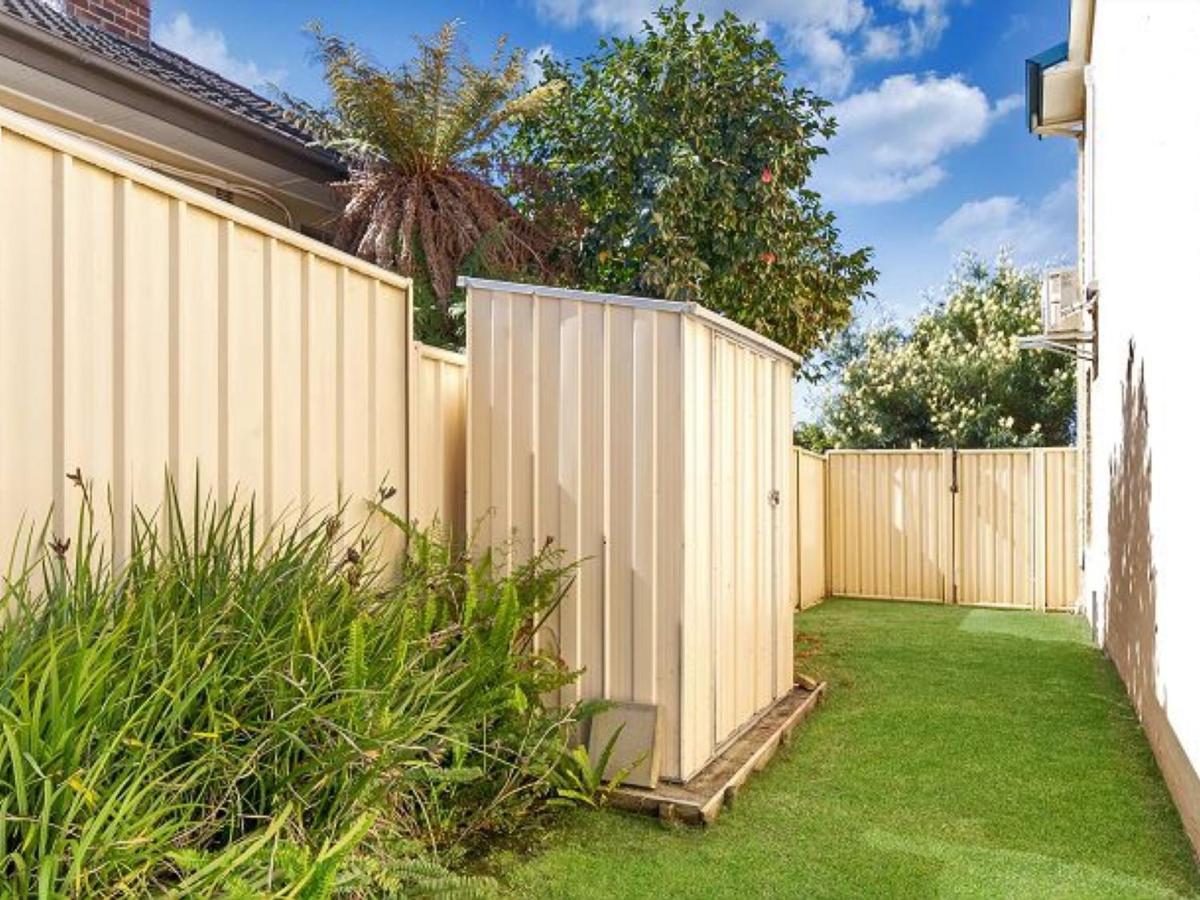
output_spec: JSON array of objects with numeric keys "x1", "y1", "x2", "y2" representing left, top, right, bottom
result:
[
  {"x1": 680, "y1": 319, "x2": 795, "y2": 775},
  {"x1": 0, "y1": 106, "x2": 412, "y2": 563},
  {"x1": 827, "y1": 448, "x2": 1080, "y2": 610},
  {"x1": 792, "y1": 448, "x2": 827, "y2": 610},
  {"x1": 466, "y1": 282, "x2": 686, "y2": 776},
  {"x1": 411, "y1": 343, "x2": 467, "y2": 541},
  {"x1": 680, "y1": 317, "x2": 713, "y2": 774},
  {"x1": 465, "y1": 279, "x2": 797, "y2": 782}
]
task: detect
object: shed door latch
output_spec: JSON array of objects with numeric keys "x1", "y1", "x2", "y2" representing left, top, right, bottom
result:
[{"x1": 768, "y1": 488, "x2": 781, "y2": 507}]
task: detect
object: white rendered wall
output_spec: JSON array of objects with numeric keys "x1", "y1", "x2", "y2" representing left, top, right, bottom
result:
[{"x1": 1082, "y1": 0, "x2": 1200, "y2": 851}]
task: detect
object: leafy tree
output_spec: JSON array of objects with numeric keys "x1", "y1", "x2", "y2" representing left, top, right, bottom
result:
[
  {"x1": 810, "y1": 256, "x2": 1075, "y2": 449},
  {"x1": 507, "y1": 2, "x2": 876, "y2": 359},
  {"x1": 284, "y1": 21, "x2": 557, "y2": 347},
  {"x1": 793, "y1": 421, "x2": 837, "y2": 454}
]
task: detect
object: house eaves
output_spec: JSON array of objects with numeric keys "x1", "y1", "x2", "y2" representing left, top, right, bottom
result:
[{"x1": 0, "y1": 1, "x2": 346, "y2": 185}]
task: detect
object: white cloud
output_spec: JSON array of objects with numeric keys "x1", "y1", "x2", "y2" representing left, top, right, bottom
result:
[
  {"x1": 991, "y1": 93, "x2": 1023, "y2": 120},
  {"x1": 862, "y1": 0, "x2": 951, "y2": 60},
  {"x1": 153, "y1": 12, "x2": 284, "y2": 89},
  {"x1": 796, "y1": 27, "x2": 855, "y2": 96},
  {"x1": 815, "y1": 74, "x2": 1013, "y2": 204},
  {"x1": 862, "y1": 25, "x2": 904, "y2": 60},
  {"x1": 895, "y1": 0, "x2": 951, "y2": 54},
  {"x1": 1003, "y1": 13, "x2": 1031, "y2": 41},
  {"x1": 531, "y1": 0, "x2": 959, "y2": 97},
  {"x1": 524, "y1": 44, "x2": 555, "y2": 86},
  {"x1": 533, "y1": 0, "x2": 869, "y2": 35},
  {"x1": 935, "y1": 178, "x2": 1077, "y2": 264},
  {"x1": 533, "y1": 0, "x2": 651, "y2": 31}
]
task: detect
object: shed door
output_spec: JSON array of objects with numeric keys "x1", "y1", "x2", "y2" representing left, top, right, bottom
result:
[{"x1": 710, "y1": 341, "x2": 785, "y2": 752}]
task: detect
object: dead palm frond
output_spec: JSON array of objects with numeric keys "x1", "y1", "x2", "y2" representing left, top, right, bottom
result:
[{"x1": 283, "y1": 21, "x2": 560, "y2": 302}]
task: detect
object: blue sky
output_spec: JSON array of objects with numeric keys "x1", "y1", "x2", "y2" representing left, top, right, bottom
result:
[{"x1": 151, "y1": 0, "x2": 1076, "y2": 411}]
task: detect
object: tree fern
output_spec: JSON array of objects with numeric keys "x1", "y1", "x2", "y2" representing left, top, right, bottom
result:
[{"x1": 281, "y1": 20, "x2": 558, "y2": 328}]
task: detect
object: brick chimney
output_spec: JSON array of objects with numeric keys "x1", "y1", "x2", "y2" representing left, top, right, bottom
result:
[{"x1": 65, "y1": 0, "x2": 151, "y2": 45}]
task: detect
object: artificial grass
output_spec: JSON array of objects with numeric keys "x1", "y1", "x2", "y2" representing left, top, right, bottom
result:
[{"x1": 499, "y1": 599, "x2": 1200, "y2": 898}]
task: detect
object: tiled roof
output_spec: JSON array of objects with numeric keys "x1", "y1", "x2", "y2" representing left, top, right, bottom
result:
[{"x1": 0, "y1": 0, "x2": 334, "y2": 163}]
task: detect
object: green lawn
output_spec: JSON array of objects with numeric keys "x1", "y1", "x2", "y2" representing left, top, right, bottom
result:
[{"x1": 499, "y1": 600, "x2": 1200, "y2": 898}]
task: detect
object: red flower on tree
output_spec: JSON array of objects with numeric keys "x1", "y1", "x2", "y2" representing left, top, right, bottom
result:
[{"x1": 761, "y1": 167, "x2": 774, "y2": 184}]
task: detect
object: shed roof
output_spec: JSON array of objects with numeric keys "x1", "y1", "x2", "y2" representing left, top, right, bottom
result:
[{"x1": 458, "y1": 277, "x2": 801, "y2": 364}]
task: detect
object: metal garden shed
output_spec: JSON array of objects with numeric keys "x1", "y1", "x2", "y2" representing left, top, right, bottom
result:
[{"x1": 461, "y1": 278, "x2": 799, "y2": 783}]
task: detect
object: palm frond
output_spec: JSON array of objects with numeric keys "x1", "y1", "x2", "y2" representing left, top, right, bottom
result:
[{"x1": 282, "y1": 20, "x2": 556, "y2": 306}]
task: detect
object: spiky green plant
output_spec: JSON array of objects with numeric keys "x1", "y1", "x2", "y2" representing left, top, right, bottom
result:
[
  {"x1": 549, "y1": 720, "x2": 634, "y2": 810},
  {"x1": 283, "y1": 20, "x2": 558, "y2": 340},
  {"x1": 0, "y1": 479, "x2": 582, "y2": 896}
]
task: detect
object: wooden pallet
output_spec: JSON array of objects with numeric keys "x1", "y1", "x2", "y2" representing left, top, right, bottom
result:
[{"x1": 608, "y1": 682, "x2": 826, "y2": 825}]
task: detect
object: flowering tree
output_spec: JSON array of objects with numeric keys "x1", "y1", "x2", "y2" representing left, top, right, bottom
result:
[
  {"x1": 806, "y1": 257, "x2": 1075, "y2": 449},
  {"x1": 507, "y1": 2, "x2": 876, "y2": 359}
]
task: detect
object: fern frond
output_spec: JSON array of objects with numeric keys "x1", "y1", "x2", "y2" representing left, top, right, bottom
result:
[{"x1": 280, "y1": 20, "x2": 553, "y2": 304}]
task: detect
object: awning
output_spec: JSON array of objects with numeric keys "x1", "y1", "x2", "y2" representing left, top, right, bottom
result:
[{"x1": 1026, "y1": 41, "x2": 1083, "y2": 136}]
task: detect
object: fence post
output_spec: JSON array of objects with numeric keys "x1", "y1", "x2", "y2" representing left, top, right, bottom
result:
[
  {"x1": 823, "y1": 452, "x2": 831, "y2": 601},
  {"x1": 947, "y1": 449, "x2": 958, "y2": 605},
  {"x1": 1033, "y1": 448, "x2": 1048, "y2": 611}
]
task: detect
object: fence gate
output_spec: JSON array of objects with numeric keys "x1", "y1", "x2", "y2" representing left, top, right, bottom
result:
[
  {"x1": 827, "y1": 449, "x2": 1079, "y2": 611},
  {"x1": 954, "y1": 451, "x2": 1036, "y2": 607}
]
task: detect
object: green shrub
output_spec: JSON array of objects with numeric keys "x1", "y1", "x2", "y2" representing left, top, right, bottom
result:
[{"x1": 0, "y1": 480, "x2": 582, "y2": 897}]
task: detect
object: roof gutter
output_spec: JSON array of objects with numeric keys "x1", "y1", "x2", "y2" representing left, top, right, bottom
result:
[{"x1": 0, "y1": 10, "x2": 346, "y2": 184}]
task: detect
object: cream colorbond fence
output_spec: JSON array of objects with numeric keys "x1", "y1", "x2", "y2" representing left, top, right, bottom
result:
[
  {"x1": 410, "y1": 343, "x2": 467, "y2": 541},
  {"x1": 791, "y1": 448, "x2": 827, "y2": 610},
  {"x1": 0, "y1": 105, "x2": 413, "y2": 562},
  {"x1": 955, "y1": 448, "x2": 1080, "y2": 610},
  {"x1": 825, "y1": 448, "x2": 1080, "y2": 611},
  {"x1": 826, "y1": 451, "x2": 953, "y2": 603}
]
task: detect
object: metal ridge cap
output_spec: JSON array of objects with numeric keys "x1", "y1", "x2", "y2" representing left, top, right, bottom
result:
[
  {"x1": 456, "y1": 277, "x2": 692, "y2": 313},
  {"x1": 686, "y1": 303, "x2": 801, "y2": 364},
  {"x1": 458, "y1": 277, "x2": 801, "y2": 364}
]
